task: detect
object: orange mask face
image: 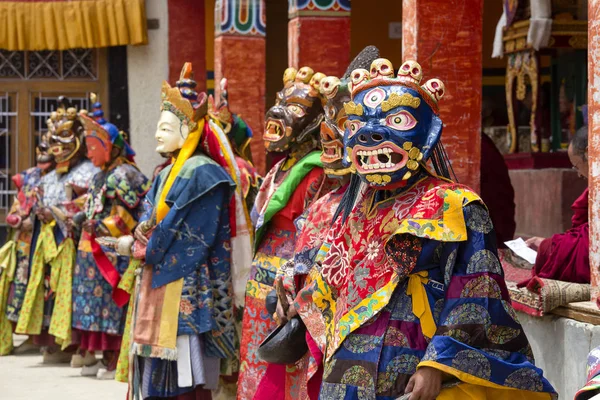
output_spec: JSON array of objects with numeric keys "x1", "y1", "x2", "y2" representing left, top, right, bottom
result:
[{"x1": 85, "y1": 136, "x2": 112, "y2": 167}]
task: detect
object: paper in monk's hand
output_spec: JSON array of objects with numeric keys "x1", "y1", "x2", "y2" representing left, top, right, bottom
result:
[{"x1": 505, "y1": 238, "x2": 538, "y2": 265}]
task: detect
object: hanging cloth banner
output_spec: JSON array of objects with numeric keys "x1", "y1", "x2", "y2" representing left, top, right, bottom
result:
[{"x1": 0, "y1": 0, "x2": 148, "y2": 51}]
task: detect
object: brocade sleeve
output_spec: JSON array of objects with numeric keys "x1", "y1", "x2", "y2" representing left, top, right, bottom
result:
[
  {"x1": 146, "y1": 183, "x2": 230, "y2": 289},
  {"x1": 419, "y1": 203, "x2": 555, "y2": 394}
]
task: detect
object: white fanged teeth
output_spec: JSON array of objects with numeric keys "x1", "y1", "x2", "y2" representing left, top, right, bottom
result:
[{"x1": 356, "y1": 147, "x2": 403, "y2": 171}]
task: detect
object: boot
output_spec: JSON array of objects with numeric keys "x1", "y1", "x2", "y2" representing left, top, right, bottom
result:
[
  {"x1": 71, "y1": 352, "x2": 97, "y2": 368},
  {"x1": 42, "y1": 349, "x2": 72, "y2": 364},
  {"x1": 13, "y1": 337, "x2": 40, "y2": 355},
  {"x1": 81, "y1": 361, "x2": 102, "y2": 377}
]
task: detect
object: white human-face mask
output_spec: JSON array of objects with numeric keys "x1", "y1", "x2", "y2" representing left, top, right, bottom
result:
[{"x1": 155, "y1": 111, "x2": 189, "y2": 154}]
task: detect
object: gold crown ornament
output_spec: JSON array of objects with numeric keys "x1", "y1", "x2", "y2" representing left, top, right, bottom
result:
[
  {"x1": 208, "y1": 78, "x2": 233, "y2": 132},
  {"x1": 348, "y1": 59, "x2": 445, "y2": 113},
  {"x1": 160, "y1": 62, "x2": 208, "y2": 132},
  {"x1": 79, "y1": 113, "x2": 110, "y2": 144},
  {"x1": 47, "y1": 96, "x2": 80, "y2": 135}
]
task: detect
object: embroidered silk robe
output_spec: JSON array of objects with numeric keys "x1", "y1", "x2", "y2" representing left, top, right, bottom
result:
[
  {"x1": 16, "y1": 160, "x2": 98, "y2": 345},
  {"x1": 72, "y1": 158, "x2": 149, "y2": 349},
  {"x1": 6, "y1": 167, "x2": 44, "y2": 323},
  {"x1": 310, "y1": 176, "x2": 556, "y2": 399},
  {"x1": 130, "y1": 153, "x2": 236, "y2": 399},
  {"x1": 237, "y1": 151, "x2": 336, "y2": 400},
  {"x1": 254, "y1": 184, "x2": 347, "y2": 400}
]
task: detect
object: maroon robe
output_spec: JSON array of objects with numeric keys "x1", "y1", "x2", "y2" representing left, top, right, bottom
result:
[
  {"x1": 520, "y1": 188, "x2": 590, "y2": 285},
  {"x1": 480, "y1": 133, "x2": 516, "y2": 248}
]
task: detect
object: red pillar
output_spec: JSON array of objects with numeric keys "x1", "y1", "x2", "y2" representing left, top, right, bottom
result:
[
  {"x1": 588, "y1": 0, "x2": 600, "y2": 302},
  {"x1": 402, "y1": 0, "x2": 483, "y2": 192},
  {"x1": 168, "y1": 0, "x2": 206, "y2": 92},
  {"x1": 214, "y1": 0, "x2": 267, "y2": 175},
  {"x1": 288, "y1": 1, "x2": 351, "y2": 77}
]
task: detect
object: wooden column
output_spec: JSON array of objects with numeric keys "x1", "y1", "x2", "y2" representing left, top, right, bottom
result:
[
  {"x1": 288, "y1": 0, "x2": 351, "y2": 77},
  {"x1": 402, "y1": 0, "x2": 483, "y2": 191},
  {"x1": 214, "y1": 0, "x2": 267, "y2": 175},
  {"x1": 168, "y1": 0, "x2": 207, "y2": 92},
  {"x1": 588, "y1": 0, "x2": 600, "y2": 302}
]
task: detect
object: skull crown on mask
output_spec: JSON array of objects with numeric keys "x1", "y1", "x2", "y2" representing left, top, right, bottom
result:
[
  {"x1": 343, "y1": 58, "x2": 445, "y2": 187},
  {"x1": 46, "y1": 97, "x2": 85, "y2": 169},
  {"x1": 264, "y1": 66, "x2": 326, "y2": 153}
]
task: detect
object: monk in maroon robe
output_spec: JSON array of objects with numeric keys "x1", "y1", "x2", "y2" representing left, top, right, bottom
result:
[{"x1": 523, "y1": 125, "x2": 589, "y2": 284}]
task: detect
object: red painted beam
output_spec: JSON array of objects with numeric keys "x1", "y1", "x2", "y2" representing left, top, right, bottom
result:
[
  {"x1": 214, "y1": 36, "x2": 267, "y2": 175},
  {"x1": 402, "y1": 0, "x2": 483, "y2": 192},
  {"x1": 168, "y1": 0, "x2": 207, "y2": 92},
  {"x1": 288, "y1": 16, "x2": 351, "y2": 77}
]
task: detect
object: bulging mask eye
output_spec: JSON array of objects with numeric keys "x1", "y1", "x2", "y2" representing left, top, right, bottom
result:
[
  {"x1": 363, "y1": 88, "x2": 386, "y2": 108},
  {"x1": 385, "y1": 110, "x2": 417, "y2": 131},
  {"x1": 325, "y1": 105, "x2": 336, "y2": 120},
  {"x1": 346, "y1": 120, "x2": 365, "y2": 138},
  {"x1": 287, "y1": 104, "x2": 306, "y2": 117}
]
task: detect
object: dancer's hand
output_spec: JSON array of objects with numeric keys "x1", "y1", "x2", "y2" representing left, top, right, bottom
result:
[
  {"x1": 36, "y1": 207, "x2": 54, "y2": 224},
  {"x1": 21, "y1": 217, "x2": 33, "y2": 232},
  {"x1": 134, "y1": 221, "x2": 149, "y2": 245},
  {"x1": 82, "y1": 220, "x2": 96, "y2": 234},
  {"x1": 95, "y1": 223, "x2": 110, "y2": 237},
  {"x1": 275, "y1": 297, "x2": 297, "y2": 324},
  {"x1": 405, "y1": 367, "x2": 443, "y2": 400}
]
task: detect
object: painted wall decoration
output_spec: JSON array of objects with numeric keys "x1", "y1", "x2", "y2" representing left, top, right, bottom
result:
[
  {"x1": 215, "y1": 0, "x2": 266, "y2": 37},
  {"x1": 289, "y1": 0, "x2": 351, "y2": 16}
]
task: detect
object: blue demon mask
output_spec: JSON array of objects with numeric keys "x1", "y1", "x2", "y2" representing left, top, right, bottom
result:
[{"x1": 343, "y1": 59, "x2": 445, "y2": 187}]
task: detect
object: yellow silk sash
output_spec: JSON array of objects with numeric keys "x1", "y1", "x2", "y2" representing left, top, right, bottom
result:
[
  {"x1": 407, "y1": 271, "x2": 436, "y2": 339},
  {"x1": 153, "y1": 118, "x2": 204, "y2": 350},
  {"x1": 0, "y1": 240, "x2": 17, "y2": 355}
]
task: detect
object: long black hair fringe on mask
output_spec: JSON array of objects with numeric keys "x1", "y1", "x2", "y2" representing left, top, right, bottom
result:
[
  {"x1": 333, "y1": 173, "x2": 362, "y2": 224},
  {"x1": 430, "y1": 141, "x2": 458, "y2": 182}
]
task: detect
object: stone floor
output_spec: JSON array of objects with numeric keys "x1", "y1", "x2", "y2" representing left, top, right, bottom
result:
[{"x1": 1, "y1": 335, "x2": 126, "y2": 399}]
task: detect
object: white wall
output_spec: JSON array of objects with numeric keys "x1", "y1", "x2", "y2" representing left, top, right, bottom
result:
[
  {"x1": 127, "y1": 0, "x2": 169, "y2": 178},
  {"x1": 519, "y1": 312, "x2": 600, "y2": 399}
]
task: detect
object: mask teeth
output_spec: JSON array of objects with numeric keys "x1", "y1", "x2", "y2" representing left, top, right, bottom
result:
[{"x1": 355, "y1": 148, "x2": 398, "y2": 171}]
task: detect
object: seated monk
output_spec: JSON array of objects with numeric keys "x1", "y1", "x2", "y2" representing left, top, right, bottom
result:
[{"x1": 523, "y1": 125, "x2": 589, "y2": 285}]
